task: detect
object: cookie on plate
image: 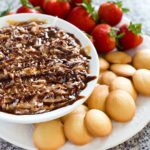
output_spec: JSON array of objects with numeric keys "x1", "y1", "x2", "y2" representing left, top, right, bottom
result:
[
  {"x1": 61, "y1": 105, "x2": 88, "y2": 123},
  {"x1": 85, "y1": 109, "x2": 112, "y2": 137},
  {"x1": 106, "y1": 90, "x2": 136, "y2": 122},
  {"x1": 64, "y1": 114, "x2": 93, "y2": 145},
  {"x1": 33, "y1": 120, "x2": 66, "y2": 150},
  {"x1": 110, "y1": 77, "x2": 137, "y2": 100},
  {"x1": 110, "y1": 64, "x2": 136, "y2": 77},
  {"x1": 87, "y1": 84, "x2": 109, "y2": 111},
  {"x1": 105, "y1": 51, "x2": 132, "y2": 64}
]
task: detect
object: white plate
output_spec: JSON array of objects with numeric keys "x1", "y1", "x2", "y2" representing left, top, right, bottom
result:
[{"x1": 0, "y1": 17, "x2": 150, "y2": 150}]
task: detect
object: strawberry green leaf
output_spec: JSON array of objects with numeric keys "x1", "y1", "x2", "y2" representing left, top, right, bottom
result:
[
  {"x1": 109, "y1": 27, "x2": 125, "y2": 39},
  {"x1": 82, "y1": 0, "x2": 94, "y2": 14},
  {"x1": 110, "y1": 1, "x2": 129, "y2": 13},
  {"x1": 122, "y1": 8, "x2": 129, "y2": 13},
  {"x1": 82, "y1": 0, "x2": 98, "y2": 22},
  {"x1": 128, "y1": 22, "x2": 142, "y2": 34},
  {"x1": 20, "y1": 0, "x2": 33, "y2": 8},
  {"x1": 0, "y1": 3, "x2": 14, "y2": 17},
  {"x1": 92, "y1": 12, "x2": 99, "y2": 22},
  {"x1": 115, "y1": 1, "x2": 122, "y2": 8},
  {"x1": 0, "y1": 9, "x2": 10, "y2": 17},
  {"x1": 109, "y1": 27, "x2": 118, "y2": 38},
  {"x1": 116, "y1": 33, "x2": 125, "y2": 39},
  {"x1": 83, "y1": 0, "x2": 89, "y2": 4}
]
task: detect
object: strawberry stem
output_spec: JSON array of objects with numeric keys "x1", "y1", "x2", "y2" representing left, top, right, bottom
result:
[
  {"x1": 116, "y1": 33, "x2": 125, "y2": 39},
  {"x1": 128, "y1": 22, "x2": 142, "y2": 34},
  {"x1": 115, "y1": 1, "x2": 122, "y2": 7},
  {"x1": 20, "y1": 0, "x2": 33, "y2": 8}
]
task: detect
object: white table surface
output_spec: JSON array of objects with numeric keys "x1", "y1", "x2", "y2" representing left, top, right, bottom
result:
[{"x1": 0, "y1": 0, "x2": 150, "y2": 150}]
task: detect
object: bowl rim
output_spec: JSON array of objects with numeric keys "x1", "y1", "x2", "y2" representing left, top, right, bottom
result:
[{"x1": 0, "y1": 13, "x2": 99, "y2": 124}]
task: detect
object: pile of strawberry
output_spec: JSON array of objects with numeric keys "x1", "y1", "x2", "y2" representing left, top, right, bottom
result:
[{"x1": 0, "y1": 0, "x2": 143, "y2": 53}]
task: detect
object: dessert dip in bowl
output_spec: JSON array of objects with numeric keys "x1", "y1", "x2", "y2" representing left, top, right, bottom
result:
[{"x1": 0, "y1": 14, "x2": 99, "y2": 124}]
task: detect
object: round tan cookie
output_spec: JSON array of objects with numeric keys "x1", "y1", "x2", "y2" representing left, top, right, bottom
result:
[
  {"x1": 105, "y1": 51, "x2": 132, "y2": 64},
  {"x1": 87, "y1": 84, "x2": 109, "y2": 111},
  {"x1": 85, "y1": 109, "x2": 112, "y2": 137},
  {"x1": 61, "y1": 105, "x2": 88, "y2": 122},
  {"x1": 64, "y1": 114, "x2": 93, "y2": 145},
  {"x1": 106, "y1": 90, "x2": 136, "y2": 122},
  {"x1": 33, "y1": 120, "x2": 66, "y2": 150},
  {"x1": 100, "y1": 71, "x2": 117, "y2": 85},
  {"x1": 133, "y1": 69, "x2": 150, "y2": 96},
  {"x1": 110, "y1": 64, "x2": 136, "y2": 77},
  {"x1": 133, "y1": 49, "x2": 150, "y2": 69},
  {"x1": 110, "y1": 77, "x2": 137, "y2": 100},
  {"x1": 99, "y1": 57, "x2": 110, "y2": 72}
]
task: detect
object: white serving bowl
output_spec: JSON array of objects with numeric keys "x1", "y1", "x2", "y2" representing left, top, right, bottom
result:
[{"x1": 0, "y1": 13, "x2": 99, "y2": 124}]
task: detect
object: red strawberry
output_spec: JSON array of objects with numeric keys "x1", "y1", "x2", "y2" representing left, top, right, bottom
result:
[
  {"x1": 67, "y1": 1, "x2": 97, "y2": 33},
  {"x1": 98, "y1": 1, "x2": 129, "y2": 26},
  {"x1": 91, "y1": 24, "x2": 116, "y2": 53},
  {"x1": 17, "y1": 6, "x2": 40, "y2": 13},
  {"x1": 17, "y1": 0, "x2": 41, "y2": 13},
  {"x1": 43, "y1": 0, "x2": 71, "y2": 19},
  {"x1": 117, "y1": 23, "x2": 143, "y2": 50}
]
